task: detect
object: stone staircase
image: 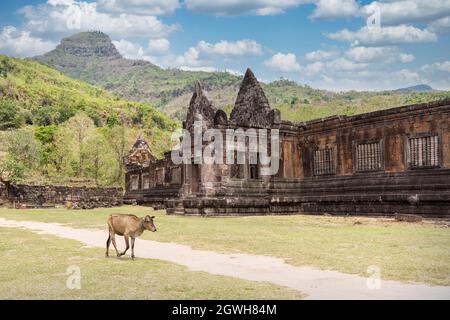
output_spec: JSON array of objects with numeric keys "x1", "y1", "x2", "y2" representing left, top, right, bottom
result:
[{"x1": 166, "y1": 199, "x2": 185, "y2": 215}]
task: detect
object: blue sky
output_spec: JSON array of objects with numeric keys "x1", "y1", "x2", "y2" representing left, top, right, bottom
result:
[{"x1": 0, "y1": 0, "x2": 449, "y2": 91}]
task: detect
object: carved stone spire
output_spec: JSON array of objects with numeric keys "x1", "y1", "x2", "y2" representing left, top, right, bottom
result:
[
  {"x1": 230, "y1": 68, "x2": 274, "y2": 128},
  {"x1": 125, "y1": 136, "x2": 155, "y2": 167},
  {"x1": 185, "y1": 81, "x2": 215, "y2": 131}
]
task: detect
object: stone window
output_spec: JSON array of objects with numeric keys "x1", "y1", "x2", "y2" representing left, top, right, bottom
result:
[
  {"x1": 408, "y1": 134, "x2": 439, "y2": 168},
  {"x1": 282, "y1": 141, "x2": 294, "y2": 178},
  {"x1": 142, "y1": 174, "x2": 150, "y2": 189},
  {"x1": 313, "y1": 148, "x2": 335, "y2": 175},
  {"x1": 130, "y1": 175, "x2": 139, "y2": 191},
  {"x1": 171, "y1": 167, "x2": 182, "y2": 184},
  {"x1": 230, "y1": 151, "x2": 245, "y2": 179},
  {"x1": 156, "y1": 168, "x2": 165, "y2": 186},
  {"x1": 248, "y1": 152, "x2": 259, "y2": 180},
  {"x1": 355, "y1": 141, "x2": 382, "y2": 172}
]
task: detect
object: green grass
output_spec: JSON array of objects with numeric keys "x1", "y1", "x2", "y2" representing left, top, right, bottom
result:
[
  {"x1": 0, "y1": 206, "x2": 449, "y2": 286},
  {"x1": 0, "y1": 227, "x2": 303, "y2": 299}
]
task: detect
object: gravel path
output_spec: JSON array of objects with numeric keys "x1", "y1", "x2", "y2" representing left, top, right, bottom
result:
[{"x1": 1, "y1": 217, "x2": 449, "y2": 300}]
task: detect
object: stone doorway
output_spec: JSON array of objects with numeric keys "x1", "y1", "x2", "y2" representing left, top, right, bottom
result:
[{"x1": 190, "y1": 164, "x2": 200, "y2": 194}]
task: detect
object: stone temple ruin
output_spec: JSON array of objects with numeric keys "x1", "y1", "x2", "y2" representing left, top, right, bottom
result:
[{"x1": 124, "y1": 68, "x2": 450, "y2": 217}]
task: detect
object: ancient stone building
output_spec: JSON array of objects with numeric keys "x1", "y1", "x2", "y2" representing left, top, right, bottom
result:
[{"x1": 124, "y1": 68, "x2": 450, "y2": 217}]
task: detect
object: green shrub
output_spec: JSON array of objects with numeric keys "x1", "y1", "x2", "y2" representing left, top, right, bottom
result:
[{"x1": 0, "y1": 99, "x2": 25, "y2": 129}]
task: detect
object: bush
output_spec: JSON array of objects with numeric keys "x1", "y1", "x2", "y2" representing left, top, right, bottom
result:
[
  {"x1": 0, "y1": 58, "x2": 15, "y2": 78},
  {"x1": 35, "y1": 125, "x2": 57, "y2": 144},
  {"x1": 106, "y1": 113, "x2": 121, "y2": 127},
  {"x1": 0, "y1": 99, "x2": 25, "y2": 129},
  {"x1": 33, "y1": 106, "x2": 59, "y2": 126}
]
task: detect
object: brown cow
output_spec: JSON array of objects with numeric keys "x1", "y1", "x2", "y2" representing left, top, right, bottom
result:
[{"x1": 106, "y1": 214, "x2": 157, "y2": 260}]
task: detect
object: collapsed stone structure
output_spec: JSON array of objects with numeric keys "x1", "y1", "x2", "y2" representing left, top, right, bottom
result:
[
  {"x1": 124, "y1": 68, "x2": 450, "y2": 217},
  {"x1": 0, "y1": 182, "x2": 123, "y2": 209}
]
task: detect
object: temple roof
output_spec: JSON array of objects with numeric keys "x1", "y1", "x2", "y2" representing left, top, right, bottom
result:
[
  {"x1": 230, "y1": 68, "x2": 274, "y2": 128},
  {"x1": 125, "y1": 136, "x2": 155, "y2": 167},
  {"x1": 185, "y1": 81, "x2": 216, "y2": 131}
]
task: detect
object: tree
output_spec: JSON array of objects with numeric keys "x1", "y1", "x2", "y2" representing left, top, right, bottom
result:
[
  {"x1": 55, "y1": 113, "x2": 95, "y2": 178},
  {"x1": 35, "y1": 125, "x2": 58, "y2": 175},
  {"x1": 0, "y1": 99, "x2": 25, "y2": 129},
  {"x1": 82, "y1": 132, "x2": 115, "y2": 186},
  {"x1": 103, "y1": 125, "x2": 133, "y2": 185},
  {"x1": 3, "y1": 128, "x2": 42, "y2": 180},
  {"x1": 290, "y1": 96, "x2": 299, "y2": 109},
  {"x1": 51, "y1": 125, "x2": 76, "y2": 177}
]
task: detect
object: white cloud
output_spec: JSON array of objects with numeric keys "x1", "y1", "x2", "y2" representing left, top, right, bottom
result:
[
  {"x1": 305, "y1": 49, "x2": 338, "y2": 61},
  {"x1": 327, "y1": 25, "x2": 437, "y2": 46},
  {"x1": 224, "y1": 68, "x2": 243, "y2": 76},
  {"x1": 304, "y1": 57, "x2": 368, "y2": 76},
  {"x1": 394, "y1": 68, "x2": 422, "y2": 83},
  {"x1": 300, "y1": 43, "x2": 424, "y2": 90},
  {"x1": 179, "y1": 66, "x2": 218, "y2": 72},
  {"x1": 326, "y1": 57, "x2": 368, "y2": 72},
  {"x1": 112, "y1": 38, "x2": 171, "y2": 64},
  {"x1": 184, "y1": 0, "x2": 309, "y2": 16},
  {"x1": 429, "y1": 16, "x2": 450, "y2": 33},
  {"x1": 264, "y1": 53, "x2": 301, "y2": 72},
  {"x1": 345, "y1": 46, "x2": 414, "y2": 63},
  {"x1": 418, "y1": 61, "x2": 450, "y2": 89},
  {"x1": 0, "y1": 26, "x2": 57, "y2": 57},
  {"x1": 399, "y1": 53, "x2": 415, "y2": 63},
  {"x1": 361, "y1": 0, "x2": 450, "y2": 26},
  {"x1": 18, "y1": 0, "x2": 178, "y2": 38},
  {"x1": 305, "y1": 67, "x2": 431, "y2": 91},
  {"x1": 197, "y1": 39, "x2": 262, "y2": 56},
  {"x1": 421, "y1": 61, "x2": 450, "y2": 73},
  {"x1": 311, "y1": 0, "x2": 359, "y2": 20},
  {"x1": 112, "y1": 39, "x2": 146, "y2": 59},
  {"x1": 175, "y1": 47, "x2": 202, "y2": 67},
  {"x1": 177, "y1": 66, "x2": 243, "y2": 75},
  {"x1": 97, "y1": 0, "x2": 180, "y2": 15},
  {"x1": 173, "y1": 39, "x2": 262, "y2": 70},
  {"x1": 148, "y1": 38, "x2": 170, "y2": 54},
  {"x1": 305, "y1": 61, "x2": 325, "y2": 74}
]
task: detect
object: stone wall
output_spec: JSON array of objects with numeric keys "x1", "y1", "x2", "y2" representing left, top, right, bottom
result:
[
  {"x1": 6, "y1": 183, "x2": 123, "y2": 209},
  {"x1": 123, "y1": 68, "x2": 450, "y2": 218}
]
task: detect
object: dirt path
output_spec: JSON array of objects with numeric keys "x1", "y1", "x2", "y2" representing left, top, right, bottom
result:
[{"x1": 1, "y1": 217, "x2": 449, "y2": 300}]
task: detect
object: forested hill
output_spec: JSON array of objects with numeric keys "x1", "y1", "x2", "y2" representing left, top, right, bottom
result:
[
  {"x1": 0, "y1": 54, "x2": 176, "y2": 186},
  {"x1": 0, "y1": 54, "x2": 175, "y2": 137},
  {"x1": 34, "y1": 31, "x2": 450, "y2": 123}
]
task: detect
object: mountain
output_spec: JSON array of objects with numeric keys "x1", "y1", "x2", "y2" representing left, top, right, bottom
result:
[
  {"x1": 34, "y1": 31, "x2": 450, "y2": 122},
  {"x1": 0, "y1": 54, "x2": 176, "y2": 157},
  {"x1": 394, "y1": 84, "x2": 436, "y2": 93},
  {"x1": 34, "y1": 31, "x2": 241, "y2": 108}
]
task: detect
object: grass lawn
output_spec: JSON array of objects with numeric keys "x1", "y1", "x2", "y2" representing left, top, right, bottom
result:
[
  {"x1": 0, "y1": 227, "x2": 304, "y2": 299},
  {"x1": 0, "y1": 206, "x2": 449, "y2": 286}
]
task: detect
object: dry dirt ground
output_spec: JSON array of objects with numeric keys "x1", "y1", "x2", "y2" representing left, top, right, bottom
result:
[{"x1": 0, "y1": 217, "x2": 449, "y2": 300}]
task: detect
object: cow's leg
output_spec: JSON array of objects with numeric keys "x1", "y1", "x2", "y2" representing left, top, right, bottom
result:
[
  {"x1": 119, "y1": 235, "x2": 130, "y2": 257},
  {"x1": 105, "y1": 234, "x2": 111, "y2": 257},
  {"x1": 110, "y1": 232, "x2": 120, "y2": 257},
  {"x1": 131, "y1": 237, "x2": 135, "y2": 260}
]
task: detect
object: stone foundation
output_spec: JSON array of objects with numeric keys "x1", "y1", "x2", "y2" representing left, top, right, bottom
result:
[{"x1": 3, "y1": 183, "x2": 123, "y2": 209}]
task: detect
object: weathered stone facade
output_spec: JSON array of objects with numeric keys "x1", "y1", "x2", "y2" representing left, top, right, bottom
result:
[
  {"x1": 2, "y1": 183, "x2": 123, "y2": 209},
  {"x1": 124, "y1": 68, "x2": 450, "y2": 218}
]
